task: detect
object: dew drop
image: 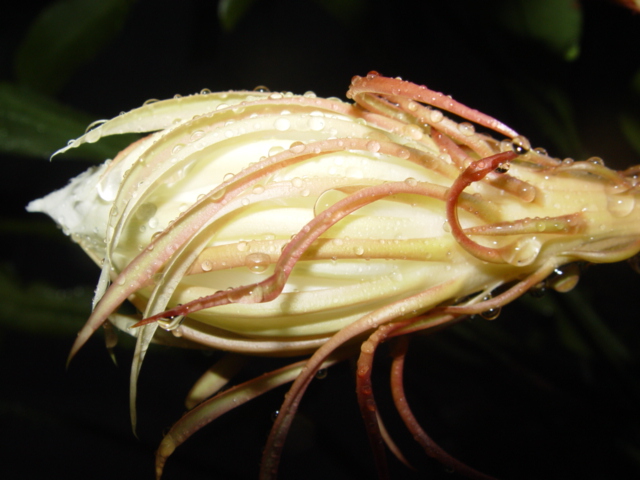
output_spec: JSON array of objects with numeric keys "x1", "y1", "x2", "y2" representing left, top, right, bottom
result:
[
  {"x1": 366, "y1": 141, "x2": 381, "y2": 153},
  {"x1": 135, "y1": 202, "x2": 157, "y2": 221},
  {"x1": 201, "y1": 260, "x2": 213, "y2": 272},
  {"x1": 429, "y1": 109, "x2": 443, "y2": 123},
  {"x1": 405, "y1": 177, "x2": 418, "y2": 187},
  {"x1": 480, "y1": 305, "x2": 501, "y2": 321},
  {"x1": 502, "y1": 237, "x2": 541, "y2": 266},
  {"x1": 274, "y1": 117, "x2": 290, "y2": 131},
  {"x1": 171, "y1": 143, "x2": 185, "y2": 155},
  {"x1": 606, "y1": 194, "x2": 635, "y2": 218},
  {"x1": 458, "y1": 122, "x2": 475, "y2": 136},
  {"x1": 533, "y1": 147, "x2": 548, "y2": 156},
  {"x1": 252, "y1": 184, "x2": 265, "y2": 195},
  {"x1": 189, "y1": 130, "x2": 205, "y2": 142},
  {"x1": 97, "y1": 175, "x2": 120, "y2": 202},
  {"x1": 495, "y1": 162, "x2": 510, "y2": 174},
  {"x1": 511, "y1": 135, "x2": 531, "y2": 155},
  {"x1": 549, "y1": 263, "x2": 580, "y2": 293},
  {"x1": 308, "y1": 116, "x2": 325, "y2": 131},
  {"x1": 268, "y1": 145, "x2": 284, "y2": 157},
  {"x1": 354, "y1": 246, "x2": 365, "y2": 256},
  {"x1": 245, "y1": 252, "x2": 270, "y2": 273},
  {"x1": 254, "y1": 85, "x2": 270, "y2": 92}
]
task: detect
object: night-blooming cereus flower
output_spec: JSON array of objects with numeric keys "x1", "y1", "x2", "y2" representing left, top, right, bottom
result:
[{"x1": 27, "y1": 73, "x2": 640, "y2": 479}]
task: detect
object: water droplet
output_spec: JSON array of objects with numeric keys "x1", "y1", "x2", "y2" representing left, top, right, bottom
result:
[
  {"x1": 135, "y1": 202, "x2": 157, "y2": 222},
  {"x1": 308, "y1": 116, "x2": 325, "y2": 131},
  {"x1": 549, "y1": 263, "x2": 580, "y2": 292},
  {"x1": 495, "y1": 162, "x2": 510, "y2": 174},
  {"x1": 502, "y1": 237, "x2": 541, "y2": 266},
  {"x1": 85, "y1": 120, "x2": 106, "y2": 143},
  {"x1": 97, "y1": 174, "x2": 120, "y2": 202},
  {"x1": 405, "y1": 177, "x2": 418, "y2": 187},
  {"x1": 354, "y1": 246, "x2": 365, "y2": 256},
  {"x1": 244, "y1": 252, "x2": 270, "y2": 273},
  {"x1": 254, "y1": 85, "x2": 270, "y2": 92},
  {"x1": 533, "y1": 147, "x2": 548, "y2": 156},
  {"x1": 315, "y1": 369, "x2": 328, "y2": 380},
  {"x1": 480, "y1": 305, "x2": 501, "y2": 320},
  {"x1": 252, "y1": 184, "x2": 265, "y2": 195},
  {"x1": 442, "y1": 220, "x2": 451, "y2": 233},
  {"x1": 200, "y1": 88, "x2": 212, "y2": 95},
  {"x1": 314, "y1": 189, "x2": 348, "y2": 217},
  {"x1": 366, "y1": 141, "x2": 381, "y2": 153},
  {"x1": 171, "y1": 143, "x2": 185, "y2": 155},
  {"x1": 268, "y1": 145, "x2": 284, "y2": 157},
  {"x1": 237, "y1": 241, "x2": 248, "y2": 252},
  {"x1": 143, "y1": 98, "x2": 160, "y2": 106},
  {"x1": 606, "y1": 194, "x2": 635, "y2": 217},
  {"x1": 201, "y1": 260, "x2": 213, "y2": 272},
  {"x1": 588, "y1": 156, "x2": 605, "y2": 166},
  {"x1": 190, "y1": 130, "x2": 205, "y2": 142},
  {"x1": 458, "y1": 122, "x2": 475, "y2": 136},
  {"x1": 429, "y1": 109, "x2": 444, "y2": 123},
  {"x1": 511, "y1": 135, "x2": 531, "y2": 154},
  {"x1": 269, "y1": 92, "x2": 283, "y2": 100},
  {"x1": 274, "y1": 117, "x2": 290, "y2": 131}
]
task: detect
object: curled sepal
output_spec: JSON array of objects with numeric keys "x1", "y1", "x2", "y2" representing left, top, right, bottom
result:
[
  {"x1": 446, "y1": 151, "x2": 521, "y2": 264},
  {"x1": 155, "y1": 354, "x2": 345, "y2": 479}
]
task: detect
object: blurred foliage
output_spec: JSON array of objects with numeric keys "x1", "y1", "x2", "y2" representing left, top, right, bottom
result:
[
  {"x1": 496, "y1": 0, "x2": 582, "y2": 61},
  {"x1": 14, "y1": 0, "x2": 133, "y2": 95},
  {"x1": 1, "y1": 1, "x2": 640, "y2": 479}
]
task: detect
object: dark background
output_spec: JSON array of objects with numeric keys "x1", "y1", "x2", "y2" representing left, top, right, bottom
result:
[{"x1": 2, "y1": 1, "x2": 640, "y2": 479}]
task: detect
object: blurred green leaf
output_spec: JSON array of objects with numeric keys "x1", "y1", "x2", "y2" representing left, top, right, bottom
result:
[
  {"x1": 0, "y1": 265, "x2": 91, "y2": 337},
  {"x1": 498, "y1": 0, "x2": 582, "y2": 61},
  {"x1": 620, "y1": 111, "x2": 640, "y2": 157},
  {"x1": 505, "y1": 80, "x2": 584, "y2": 158},
  {"x1": 313, "y1": 0, "x2": 366, "y2": 24},
  {"x1": 218, "y1": 0, "x2": 259, "y2": 31},
  {"x1": 14, "y1": 0, "x2": 133, "y2": 95},
  {"x1": 0, "y1": 82, "x2": 138, "y2": 160}
]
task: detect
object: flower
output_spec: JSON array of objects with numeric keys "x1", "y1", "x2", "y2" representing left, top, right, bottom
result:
[{"x1": 27, "y1": 73, "x2": 640, "y2": 478}]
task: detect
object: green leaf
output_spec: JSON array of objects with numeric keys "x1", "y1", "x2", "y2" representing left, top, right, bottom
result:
[
  {"x1": 0, "y1": 265, "x2": 92, "y2": 337},
  {"x1": 0, "y1": 82, "x2": 138, "y2": 160},
  {"x1": 620, "y1": 111, "x2": 640, "y2": 157},
  {"x1": 313, "y1": 0, "x2": 366, "y2": 24},
  {"x1": 505, "y1": 80, "x2": 584, "y2": 158},
  {"x1": 498, "y1": 0, "x2": 582, "y2": 61},
  {"x1": 14, "y1": 0, "x2": 133, "y2": 95},
  {"x1": 218, "y1": 0, "x2": 259, "y2": 32}
]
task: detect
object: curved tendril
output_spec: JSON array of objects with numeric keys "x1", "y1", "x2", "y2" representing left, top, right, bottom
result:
[
  {"x1": 356, "y1": 321, "x2": 413, "y2": 479},
  {"x1": 259, "y1": 279, "x2": 464, "y2": 480},
  {"x1": 155, "y1": 353, "x2": 347, "y2": 480},
  {"x1": 443, "y1": 260, "x2": 558, "y2": 317},
  {"x1": 389, "y1": 337, "x2": 497, "y2": 480},
  {"x1": 348, "y1": 73, "x2": 519, "y2": 139},
  {"x1": 446, "y1": 151, "x2": 518, "y2": 264}
]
